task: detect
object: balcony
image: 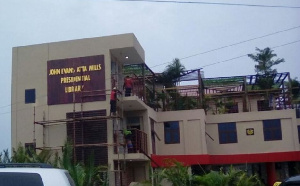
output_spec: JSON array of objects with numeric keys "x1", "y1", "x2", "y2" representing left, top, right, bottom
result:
[{"x1": 113, "y1": 129, "x2": 148, "y2": 161}]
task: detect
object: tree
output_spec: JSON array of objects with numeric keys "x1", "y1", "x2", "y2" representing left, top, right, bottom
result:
[
  {"x1": 158, "y1": 58, "x2": 187, "y2": 111},
  {"x1": 248, "y1": 47, "x2": 284, "y2": 76},
  {"x1": 159, "y1": 58, "x2": 186, "y2": 88},
  {"x1": 291, "y1": 78, "x2": 300, "y2": 100}
]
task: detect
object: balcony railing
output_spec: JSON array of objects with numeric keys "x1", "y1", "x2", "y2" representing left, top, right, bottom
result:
[
  {"x1": 126, "y1": 129, "x2": 148, "y2": 154},
  {"x1": 114, "y1": 129, "x2": 148, "y2": 155}
]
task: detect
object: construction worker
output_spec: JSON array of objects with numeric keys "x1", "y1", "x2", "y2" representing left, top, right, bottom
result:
[
  {"x1": 110, "y1": 87, "x2": 121, "y2": 116},
  {"x1": 123, "y1": 75, "x2": 133, "y2": 97}
]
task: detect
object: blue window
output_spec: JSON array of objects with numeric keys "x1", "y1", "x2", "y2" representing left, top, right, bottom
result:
[
  {"x1": 296, "y1": 108, "x2": 300, "y2": 118},
  {"x1": 25, "y1": 89, "x2": 35, "y2": 104},
  {"x1": 218, "y1": 122, "x2": 237, "y2": 144},
  {"x1": 263, "y1": 119, "x2": 282, "y2": 141},
  {"x1": 298, "y1": 126, "x2": 300, "y2": 143},
  {"x1": 164, "y1": 121, "x2": 180, "y2": 144}
]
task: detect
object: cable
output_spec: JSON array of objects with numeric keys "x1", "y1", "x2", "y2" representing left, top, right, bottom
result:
[
  {"x1": 150, "y1": 25, "x2": 300, "y2": 68},
  {"x1": 1, "y1": 40, "x2": 298, "y2": 117},
  {"x1": 112, "y1": 0, "x2": 300, "y2": 9},
  {"x1": 201, "y1": 39, "x2": 300, "y2": 68}
]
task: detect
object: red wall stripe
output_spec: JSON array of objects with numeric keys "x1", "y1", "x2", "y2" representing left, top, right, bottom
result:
[{"x1": 151, "y1": 151, "x2": 300, "y2": 167}]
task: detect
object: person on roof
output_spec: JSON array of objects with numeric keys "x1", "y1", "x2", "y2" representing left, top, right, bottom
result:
[{"x1": 123, "y1": 75, "x2": 133, "y2": 97}]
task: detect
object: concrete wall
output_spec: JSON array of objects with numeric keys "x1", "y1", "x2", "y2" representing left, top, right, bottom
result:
[
  {"x1": 11, "y1": 33, "x2": 144, "y2": 152},
  {"x1": 155, "y1": 109, "x2": 207, "y2": 155},
  {"x1": 206, "y1": 109, "x2": 299, "y2": 155}
]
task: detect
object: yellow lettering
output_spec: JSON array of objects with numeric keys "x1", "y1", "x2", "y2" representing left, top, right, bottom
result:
[
  {"x1": 64, "y1": 85, "x2": 84, "y2": 93},
  {"x1": 61, "y1": 68, "x2": 75, "y2": 74},
  {"x1": 89, "y1": 64, "x2": 101, "y2": 71},
  {"x1": 61, "y1": 75, "x2": 91, "y2": 84},
  {"x1": 76, "y1": 66, "x2": 87, "y2": 72},
  {"x1": 49, "y1": 69, "x2": 60, "y2": 75}
]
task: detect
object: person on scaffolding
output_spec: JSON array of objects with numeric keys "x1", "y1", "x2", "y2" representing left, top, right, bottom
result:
[
  {"x1": 123, "y1": 75, "x2": 133, "y2": 97},
  {"x1": 110, "y1": 87, "x2": 121, "y2": 116}
]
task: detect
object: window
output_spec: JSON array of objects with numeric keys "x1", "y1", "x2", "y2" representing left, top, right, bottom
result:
[
  {"x1": 218, "y1": 122, "x2": 237, "y2": 144},
  {"x1": 164, "y1": 121, "x2": 180, "y2": 144},
  {"x1": 263, "y1": 119, "x2": 282, "y2": 141},
  {"x1": 25, "y1": 89, "x2": 35, "y2": 104},
  {"x1": 298, "y1": 126, "x2": 300, "y2": 143},
  {"x1": 225, "y1": 103, "x2": 239, "y2": 113},
  {"x1": 296, "y1": 108, "x2": 300, "y2": 118},
  {"x1": 127, "y1": 116, "x2": 141, "y2": 130},
  {"x1": 25, "y1": 143, "x2": 36, "y2": 157},
  {"x1": 257, "y1": 100, "x2": 271, "y2": 111},
  {"x1": 0, "y1": 173, "x2": 43, "y2": 186}
]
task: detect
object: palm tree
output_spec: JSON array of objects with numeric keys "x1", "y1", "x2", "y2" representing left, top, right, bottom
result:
[
  {"x1": 248, "y1": 47, "x2": 284, "y2": 76},
  {"x1": 11, "y1": 143, "x2": 32, "y2": 163},
  {"x1": 158, "y1": 59, "x2": 187, "y2": 110},
  {"x1": 159, "y1": 58, "x2": 186, "y2": 88},
  {"x1": 248, "y1": 47, "x2": 284, "y2": 90}
]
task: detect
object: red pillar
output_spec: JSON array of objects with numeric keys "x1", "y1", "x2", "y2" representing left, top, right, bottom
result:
[{"x1": 266, "y1": 162, "x2": 276, "y2": 186}]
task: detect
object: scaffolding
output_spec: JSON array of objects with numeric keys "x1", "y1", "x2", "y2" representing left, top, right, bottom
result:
[
  {"x1": 154, "y1": 71, "x2": 294, "y2": 112},
  {"x1": 32, "y1": 64, "x2": 155, "y2": 185}
]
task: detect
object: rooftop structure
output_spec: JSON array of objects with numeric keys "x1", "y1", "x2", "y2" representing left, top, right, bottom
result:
[{"x1": 11, "y1": 33, "x2": 300, "y2": 186}]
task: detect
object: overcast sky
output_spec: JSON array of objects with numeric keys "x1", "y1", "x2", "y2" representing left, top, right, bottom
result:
[{"x1": 0, "y1": 0, "x2": 299, "y2": 152}]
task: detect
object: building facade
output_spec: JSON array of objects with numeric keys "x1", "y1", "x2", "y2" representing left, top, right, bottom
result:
[{"x1": 12, "y1": 33, "x2": 300, "y2": 186}]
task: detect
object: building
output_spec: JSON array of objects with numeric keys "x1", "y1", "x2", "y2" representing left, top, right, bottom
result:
[{"x1": 12, "y1": 33, "x2": 300, "y2": 186}]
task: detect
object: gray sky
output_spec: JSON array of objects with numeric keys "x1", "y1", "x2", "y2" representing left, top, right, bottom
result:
[{"x1": 0, "y1": 0, "x2": 300, "y2": 152}]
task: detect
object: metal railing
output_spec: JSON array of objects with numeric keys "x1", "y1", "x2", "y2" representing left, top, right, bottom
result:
[{"x1": 126, "y1": 129, "x2": 148, "y2": 154}]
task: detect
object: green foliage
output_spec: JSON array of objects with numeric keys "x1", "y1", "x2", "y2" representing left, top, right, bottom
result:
[
  {"x1": 31, "y1": 149, "x2": 53, "y2": 164},
  {"x1": 248, "y1": 47, "x2": 284, "y2": 76},
  {"x1": 0, "y1": 149, "x2": 11, "y2": 163},
  {"x1": 152, "y1": 161, "x2": 264, "y2": 186},
  {"x1": 256, "y1": 75, "x2": 274, "y2": 90},
  {"x1": 291, "y1": 78, "x2": 300, "y2": 100},
  {"x1": 153, "y1": 159, "x2": 194, "y2": 186},
  {"x1": 167, "y1": 91, "x2": 198, "y2": 111},
  {"x1": 213, "y1": 98, "x2": 235, "y2": 114},
  {"x1": 193, "y1": 166, "x2": 263, "y2": 186},
  {"x1": 6, "y1": 141, "x2": 108, "y2": 186},
  {"x1": 248, "y1": 47, "x2": 284, "y2": 90},
  {"x1": 158, "y1": 58, "x2": 186, "y2": 88},
  {"x1": 11, "y1": 143, "x2": 32, "y2": 163},
  {"x1": 58, "y1": 142, "x2": 109, "y2": 186}
]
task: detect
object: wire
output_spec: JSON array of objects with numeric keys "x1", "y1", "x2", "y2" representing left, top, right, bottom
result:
[
  {"x1": 150, "y1": 25, "x2": 300, "y2": 68},
  {"x1": 201, "y1": 39, "x2": 300, "y2": 68},
  {"x1": 0, "y1": 40, "x2": 299, "y2": 117},
  {"x1": 112, "y1": 0, "x2": 300, "y2": 9}
]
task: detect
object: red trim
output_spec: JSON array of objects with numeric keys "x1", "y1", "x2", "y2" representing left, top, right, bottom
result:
[
  {"x1": 266, "y1": 162, "x2": 276, "y2": 186},
  {"x1": 151, "y1": 151, "x2": 300, "y2": 167}
]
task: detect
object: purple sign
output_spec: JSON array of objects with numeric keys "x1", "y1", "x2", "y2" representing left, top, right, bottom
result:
[{"x1": 47, "y1": 55, "x2": 106, "y2": 105}]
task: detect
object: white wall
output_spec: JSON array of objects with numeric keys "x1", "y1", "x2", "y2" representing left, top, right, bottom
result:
[
  {"x1": 206, "y1": 109, "x2": 299, "y2": 155},
  {"x1": 155, "y1": 109, "x2": 207, "y2": 155}
]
